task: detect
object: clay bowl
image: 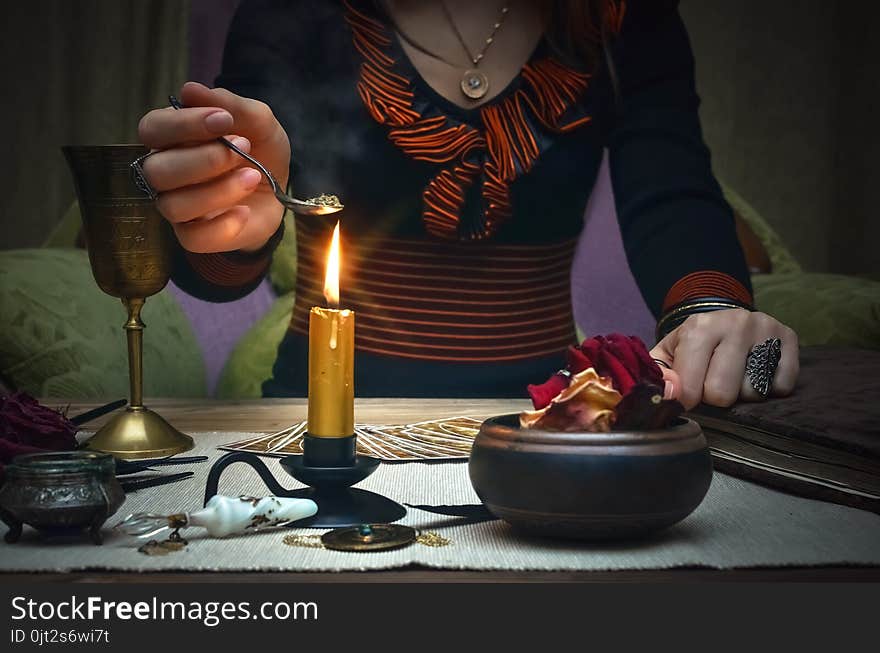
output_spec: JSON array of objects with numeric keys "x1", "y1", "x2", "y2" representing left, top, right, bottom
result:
[{"x1": 468, "y1": 415, "x2": 712, "y2": 540}]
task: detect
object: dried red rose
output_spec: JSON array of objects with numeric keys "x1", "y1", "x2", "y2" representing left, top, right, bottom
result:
[
  {"x1": 1, "y1": 392, "x2": 77, "y2": 447},
  {"x1": 523, "y1": 334, "x2": 680, "y2": 432},
  {"x1": 0, "y1": 392, "x2": 78, "y2": 479},
  {"x1": 578, "y1": 334, "x2": 663, "y2": 397},
  {"x1": 527, "y1": 334, "x2": 663, "y2": 410}
]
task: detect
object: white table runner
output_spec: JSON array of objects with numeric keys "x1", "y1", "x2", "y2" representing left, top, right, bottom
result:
[{"x1": 2, "y1": 432, "x2": 879, "y2": 572}]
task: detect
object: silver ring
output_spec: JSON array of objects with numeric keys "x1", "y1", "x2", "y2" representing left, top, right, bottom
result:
[
  {"x1": 745, "y1": 337, "x2": 782, "y2": 398},
  {"x1": 130, "y1": 151, "x2": 158, "y2": 200},
  {"x1": 652, "y1": 358, "x2": 671, "y2": 370}
]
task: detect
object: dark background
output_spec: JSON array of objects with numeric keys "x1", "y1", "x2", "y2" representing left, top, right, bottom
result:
[{"x1": 1, "y1": 0, "x2": 877, "y2": 276}]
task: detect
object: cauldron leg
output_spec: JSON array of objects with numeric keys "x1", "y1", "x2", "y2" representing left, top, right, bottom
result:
[
  {"x1": 89, "y1": 510, "x2": 108, "y2": 545},
  {"x1": 1, "y1": 509, "x2": 22, "y2": 543}
]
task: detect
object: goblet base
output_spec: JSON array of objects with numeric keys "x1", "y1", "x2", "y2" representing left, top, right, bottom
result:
[{"x1": 84, "y1": 406, "x2": 194, "y2": 460}]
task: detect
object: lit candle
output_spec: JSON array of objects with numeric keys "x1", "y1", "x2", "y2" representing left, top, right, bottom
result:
[{"x1": 307, "y1": 221, "x2": 355, "y2": 438}]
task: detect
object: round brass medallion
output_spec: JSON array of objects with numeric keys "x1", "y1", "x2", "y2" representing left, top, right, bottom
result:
[
  {"x1": 461, "y1": 69, "x2": 489, "y2": 100},
  {"x1": 321, "y1": 523, "x2": 417, "y2": 552}
]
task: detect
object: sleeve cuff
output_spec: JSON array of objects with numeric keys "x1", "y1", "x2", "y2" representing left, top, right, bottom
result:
[
  {"x1": 181, "y1": 218, "x2": 285, "y2": 290},
  {"x1": 656, "y1": 270, "x2": 754, "y2": 340},
  {"x1": 661, "y1": 270, "x2": 753, "y2": 313}
]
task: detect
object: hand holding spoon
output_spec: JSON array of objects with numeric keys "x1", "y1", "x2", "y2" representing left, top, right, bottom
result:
[{"x1": 168, "y1": 95, "x2": 342, "y2": 217}]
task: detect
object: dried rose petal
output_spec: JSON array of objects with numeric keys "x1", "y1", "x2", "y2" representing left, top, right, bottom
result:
[
  {"x1": 572, "y1": 334, "x2": 662, "y2": 397},
  {"x1": 596, "y1": 346, "x2": 638, "y2": 396},
  {"x1": 613, "y1": 383, "x2": 684, "y2": 430},
  {"x1": 527, "y1": 373, "x2": 570, "y2": 410},
  {"x1": 603, "y1": 334, "x2": 643, "y2": 375},
  {"x1": 566, "y1": 345, "x2": 593, "y2": 374},
  {"x1": 620, "y1": 335, "x2": 664, "y2": 387},
  {"x1": 521, "y1": 368, "x2": 622, "y2": 432}
]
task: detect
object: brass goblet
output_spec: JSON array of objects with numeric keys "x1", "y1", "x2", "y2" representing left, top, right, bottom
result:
[{"x1": 63, "y1": 144, "x2": 194, "y2": 459}]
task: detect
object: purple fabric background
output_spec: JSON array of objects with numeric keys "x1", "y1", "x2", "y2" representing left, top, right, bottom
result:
[
  {"x1": 572, "y1": 152, "x2": 656, "y2": 346},
  {"x1": 178, "y1": 1, "x2": 657, "y2": 394},
  {"x1": 167, "y1": 279, "x2": 276, "y2": 394},
  {"x1": 188, "y1": 0, "x2": 241, "y2": 86}
]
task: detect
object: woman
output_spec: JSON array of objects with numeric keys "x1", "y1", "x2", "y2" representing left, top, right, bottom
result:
[{"x1": 136, "y1": 0, "x2": 798, "y2": 407}]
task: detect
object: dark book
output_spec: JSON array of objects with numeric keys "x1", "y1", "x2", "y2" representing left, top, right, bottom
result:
[{"x1": 690, "y1": 347, "x2": 880, "y2": 514}]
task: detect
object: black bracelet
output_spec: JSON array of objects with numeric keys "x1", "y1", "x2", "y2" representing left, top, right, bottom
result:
[{"x1": 656, "y1": 296, "x2": 753, "y2": 340}]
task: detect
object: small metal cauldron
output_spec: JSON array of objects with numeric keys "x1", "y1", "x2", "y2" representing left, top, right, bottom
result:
[{"x1": 0, "y1": 451, "x2": 125, "y2": 544}]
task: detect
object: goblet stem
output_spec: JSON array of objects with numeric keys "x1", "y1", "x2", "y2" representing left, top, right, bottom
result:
[{"x1": 123, "y1": 297, "x2": 145, "y2": 410}]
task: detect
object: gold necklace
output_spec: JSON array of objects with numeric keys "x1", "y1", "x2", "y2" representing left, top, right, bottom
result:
[
  {"x1": 385, "y1": 1, "x2": 512, "y2": 101},
  {"x1": 441, "y1": 1, "x2": 511, "y2": 99}
]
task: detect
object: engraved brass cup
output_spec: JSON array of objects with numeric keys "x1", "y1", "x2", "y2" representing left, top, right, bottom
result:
[{"x1": 63, "y1": 144, "x2": 194, "y2": 459}]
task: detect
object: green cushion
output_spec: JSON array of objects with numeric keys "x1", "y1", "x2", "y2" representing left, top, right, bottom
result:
[
  {"x1": 0, "y1": 249, "x2": 207, "y2": 398},
  {"x1": 720, "y1": 183, "x2": 802, "y2": 275},
  {"x1": 753, "y1": 273, "x2": 880, "y2": 349},
  {"x1": 216, "y1": 292, "x2": 295, "y2": 399}
]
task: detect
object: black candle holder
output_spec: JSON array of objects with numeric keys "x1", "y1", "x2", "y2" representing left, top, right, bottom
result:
[{"x1": 203, "y1": 434, "x2": 406, "y2": 528}]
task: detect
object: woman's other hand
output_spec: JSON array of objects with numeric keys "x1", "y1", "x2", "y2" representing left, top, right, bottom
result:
[
  {"x1": 137, "y1": 81, "x2": 290, "y2": 254},
  {"x1": 651, "y1": 310, "x2": 799, "y2": 409}
]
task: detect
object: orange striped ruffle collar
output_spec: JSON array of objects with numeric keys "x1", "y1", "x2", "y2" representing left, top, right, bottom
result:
[{"x1": 343, "y1": 0, "x2": 625, "y2": 242}]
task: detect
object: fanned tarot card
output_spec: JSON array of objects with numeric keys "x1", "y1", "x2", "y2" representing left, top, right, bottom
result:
[{"x1": 220, "y1": 416, "x2": 483, "y2": 461}]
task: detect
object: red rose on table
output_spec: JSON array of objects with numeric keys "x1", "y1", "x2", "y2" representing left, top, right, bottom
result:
[
  {"x1": 573, "y1": 334, "x2": 663, "y2": 397},
  {"x1": 0, "y1": 392, "x2": 78, "y2": 481},
  {"x1": 528, "y1": 334, "x2": 663, "y2": 409},
  {"x1": 0, "y1": 392, "x2": 77, "y2": 448},
  {"x1": 524, "y1": 334, "x2": 682, "y2": 431}
]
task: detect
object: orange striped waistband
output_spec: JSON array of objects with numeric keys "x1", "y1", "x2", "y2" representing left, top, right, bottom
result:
[{"x1": 288, "y1": 221, "x2": 578, "y2": 362}]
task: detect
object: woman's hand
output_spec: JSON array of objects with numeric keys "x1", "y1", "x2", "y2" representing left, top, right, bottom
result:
[
  {"x1": 137, "y1": 81, "x2": 291, "y2": 253},
  {"x1": 650, "y1": 309, "x2": 799, "y2": 409}
]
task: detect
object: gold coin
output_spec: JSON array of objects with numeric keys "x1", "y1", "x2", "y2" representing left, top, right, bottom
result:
[{"x1": 320, "y1": 523, "x2": 416, "y2": 552}]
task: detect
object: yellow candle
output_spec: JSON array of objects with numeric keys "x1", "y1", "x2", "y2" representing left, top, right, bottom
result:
[
  {"x1": 307, "y1": 222, "x2": 355, "y2": 437},
  {"x1": 308, "y1": 307, "x2": 354, "y2": 436}
]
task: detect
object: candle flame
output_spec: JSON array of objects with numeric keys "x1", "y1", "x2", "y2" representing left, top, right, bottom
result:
[{"x1": 323, "y1": 221, "x2": 341, "y2": 308}]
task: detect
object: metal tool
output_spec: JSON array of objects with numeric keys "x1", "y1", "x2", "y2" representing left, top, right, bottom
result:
[
  {"x1": 114, "y1": 455, "x2": 207, "y2": 476},
  {"x1": 69, "y1": 398, "x2": 127, "y2": 427},
  {"x1": 119, "y1": 471, "x2": 194, "y2": 493}
]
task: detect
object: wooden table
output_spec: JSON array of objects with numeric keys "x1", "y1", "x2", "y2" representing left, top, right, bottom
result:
[
  {"x1": 6, "y1": 398, "x2": 879, "y2": 583},
  {"x1": 63, "y1": 397, "x2": 525, "y2": 434}
]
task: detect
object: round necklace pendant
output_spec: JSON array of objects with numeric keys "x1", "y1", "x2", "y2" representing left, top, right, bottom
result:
[{"x1": 461, "y1": 69, "x2": 489, "y2": 100}]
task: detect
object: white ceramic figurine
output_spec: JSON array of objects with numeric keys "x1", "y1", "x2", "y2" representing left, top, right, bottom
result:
[{"x1": 116, "y1": 495, "x2": 318, "y2": 538}]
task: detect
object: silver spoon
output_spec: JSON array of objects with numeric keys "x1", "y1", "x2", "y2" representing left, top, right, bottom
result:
[{"x1": 168, "y1": 95, "x2": 342, "y2": 216}]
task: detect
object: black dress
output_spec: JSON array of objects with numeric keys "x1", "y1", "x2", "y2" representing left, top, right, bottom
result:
[{"x1": 172, "y1": 0, "x2": 752, "y2": 398}]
